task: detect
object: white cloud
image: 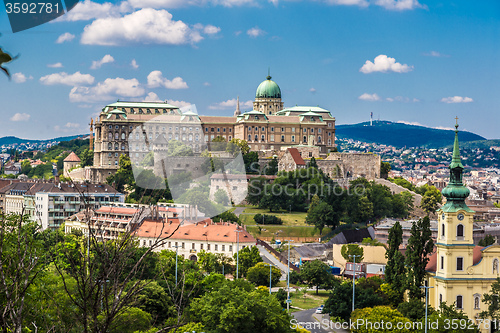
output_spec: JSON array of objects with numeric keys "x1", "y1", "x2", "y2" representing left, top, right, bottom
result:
[
  {"x1": 57, "y1": 0, "x2": 132, "y2": 21},
  {"x1": 374, "y1": 0, "x2": 426, "y2": 11},
  {"x1": 386, "y1": 96, "x2": 420, "y2": 103},
  {"x1": 203, "y1": 82, "x2": 211, "y2": 86},
  {"x1": 360, "y1": 55, "x2": 413, "y2": 74},
  {"x1": 423, "y1": 51, "x2": 449, "y2": 57},
  {"x1": 397, "y1": 120, "x2": 424, "y2": 126},
  {"x1": 69, "y1": 77, "x2": 145, "y2": 103},
  {"x1": 434, "y1": 126, "x2": 455, "y2": 131},
  {"x1": 358, "y1": 93, "x2": 381, "y2": 101},
  {"x1": 47, "y1": 62, "x2": 63, "y2": 68},
  {"x1": 204, "y1": 25, "x2": 221, "y2": 34},
  {"x1": 147, "y1": 70, "x2": 188, "y2": 89},
  {"x1": 81, "y1": 8, "x2": 206, "y2": 46},
  {"x1": 247, "y1": 26, "x2": 266, "y2": 38},
  {"x1": 440, "y1": 96, "x2": 474, "y2": 104},
  {"x1": 209, "y1": 98, "x2": 253, "y2": 110},
  {"x1": 40, "y1": 72, "x2": 95, "y2": 86},
  {"x1": 323, "y1": 0, "x2": 369, "y2": 7},
  {"x1": 309, "y1": 87, "x2": 316, "y2": 93},
  {"x1": 167, "y1": 99, "x2": 192, "y2": 108},
  {"x1": 10, "y1": 113, "x2": 31, "y2": 122},
  {"x1": 56, "y1": 32, "x2": 76, "y2": 43},
  {"x1": 131, "y1": 59, "x2": 139, "y2": 69},
  {"x1": 91, "y1": 54, "x2": 115, "y2": 69},
  {"x1": 12, "y1": 72, "x2": 32, "y2": 83},
  {"x1": 143, "y1": 92, "x2": 161, "y2": 101},
  {"x1": 127, "y1": 0, "x2": 256, "y2": 9},
  {"x1": 234, "y1": 30, "x2": 242, "y2": 36},
  {"x1": 64, "y1": 122, "x2": 81, "y2": 128}
]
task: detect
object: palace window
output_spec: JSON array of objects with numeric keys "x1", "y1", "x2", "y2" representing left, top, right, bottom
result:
[
  {"x1": 303, "y1": 128, "x2": 307, "y2": 133},
  {"x1": 223, "y1": 128, "x2": 226, "y2": 132},
  {"x1": 292, "y1": 127, "x2": 295, "y2": 132},
  {"x1": 205, "y1": 128, "x2": 208, "y2": 132},
  {"x1": 217, "y1": 128, "x2": 220, "y2": 132},
  {"x1": 255, "y1": 135, "x2": 258, "y2": 141},
  {"x1": 303, "y1": 136, "x2": 307, "y2": 143},
  {"x1": 457, "y1": 224, "x2": 464, "y2": 239},
  {"x1": 248, "y1": 126, "x2": 251, "y2": 132},
  {"x1": 121, "y1": 133, "x2": 125, "y2": 140},
  {"x1": 318, "y1": 128, "x2": 322, "y2": 133},
  {"x1": 271, "y1": 127, "x2": 274, "y2": 132},
  {"x1": 456, "y1": 257, "x2": 463, "y2": 271},
  {"x1": 262, "y1": 127, "x2": 265, "y2": 132},
  {"x1": 328, "y1": 123, "x2": 332, "y2": 127},
  {"x1": 311, "y1": 128, "x2": 314, "y2": 133},
  {"x1": 318, "y1": 136, "x2": 322, "y2": 143},
  {"x1": 281, "y1": 135, "x2": 285, "y2": 142},
  {"x1": 281, "y1": 127, "x2": 284, "y2": 132},
  {"x1": 115, "y1": 133, "x2": 119, "y2": 140},
  {"x1": 261, "y1": 135, "x2": 265, "y2": 141},
  {"x1": 292, "y1": 135, "x2": 295, "y2": 142},
  {"x1": 108, "y1": 143, "x2": 112, "y2": 150},
  {"x1": 114, "y1": 143, "x2": 119, "y2": 150},
  {"x1": 456, "y1": 295, "x2": 463, "y2": 309}
]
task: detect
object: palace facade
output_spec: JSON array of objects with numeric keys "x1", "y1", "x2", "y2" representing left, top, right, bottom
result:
[{"x1": 90, "y1": 75, "x2": 336, "y2": 182}]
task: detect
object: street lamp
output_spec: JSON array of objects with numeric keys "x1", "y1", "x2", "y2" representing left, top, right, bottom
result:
[
  {"x1": 420, "y1": 285, "x2": 434, "y2": 333},
  {"x1": 350, "y1": 254, "x2": 362, "y2": 313},
  {"x1": 172, "y1": 244, "x2": 181, "y2": 285},
  {"x1": 235, "y1": 228, "x2": 243, "y2": 279},
  {"x1": 264, "y1": 263, "x2": 273, "y2": 294},
  {"x1": 285, "y1": 239, "x2": 294, "y2": 312}
]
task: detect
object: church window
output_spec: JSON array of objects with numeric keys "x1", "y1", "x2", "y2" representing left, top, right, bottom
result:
[
  {"x1": 456, "y1": 257, "x2": 463, "y2": 271},
  {"x1": 457, "y1": 224, "x2": 464, "y2": 239},
  {"x1": 474, "y1": 294, "x2": 481, "y2": 309},
  {"x1": 439, "y1": 294, "x2": 442, "y2": 304},
  {"x1": 493, "y1": 259, "x2": 499, "y2": 274},
  {"x1": 440, "y1": 256, "x2": 444, "y2": 270},
  {"x1": 456, "y1": 295, "x2": 463, "y2": 309},
  {"x1": 441, "y1": 223, "x2": 445, "y2": 237}
]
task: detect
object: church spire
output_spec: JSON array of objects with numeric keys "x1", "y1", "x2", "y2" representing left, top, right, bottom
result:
[
  {"x1": 234, "y1": 96, "x2": 241, "y2": 116},
  {"x1": 441, "y1": 118, "x2": 470, "y2": 206}
]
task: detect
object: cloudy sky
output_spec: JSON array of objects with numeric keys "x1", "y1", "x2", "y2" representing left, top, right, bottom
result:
[{"x1": 0, "y1": 0, "x2": 499, "y2": 139}]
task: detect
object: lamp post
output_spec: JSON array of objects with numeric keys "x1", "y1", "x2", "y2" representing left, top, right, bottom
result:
[
  {"x1": 172, "y1": 244, "x2": 180, "y2": 285},
  {"x1": 420, "y1": 285, "x2": 434, "y2": 333},
  {"x1": 350, "y1": 254, "x2": 361, "y2": 313},
  {"x1": 235, "y1": 228, "x2": 243, "y2": 279},
  {"x1": 264, "y1": 263, "x2": 273, "y2": 294},
  {"x1": 286, "y1": 239, "x2": 294, "y2": 312}
]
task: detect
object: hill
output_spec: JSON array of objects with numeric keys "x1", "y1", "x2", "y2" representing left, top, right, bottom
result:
[
  {"x1": 335, "y1": 121, "x2": 486, "y2": 148},
  {"x1": 0, "y1": 134, "x2": 87, "y2": 147}
]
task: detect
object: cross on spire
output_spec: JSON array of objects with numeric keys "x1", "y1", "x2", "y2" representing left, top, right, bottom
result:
[{"x1": 455, "y1": 116, "x2": 459, "y2": 130}]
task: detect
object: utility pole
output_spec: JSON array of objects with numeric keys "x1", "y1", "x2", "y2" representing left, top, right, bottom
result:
[
  {"x1": 173, "y1": 244, "x2": 181, "y2": 285},
  {"x1": 286, "y1": 239, "x2": 294, "y2": 312},
  {"x1": 420, "y1": 285, "x2": 434, "y2": 333},
  {"x1": 264, "y1": 263, "x2": 273, "y2": 294},
  {"x1": 351, "y1": 254, "x2": 361, "y2": 313},
  {"x1": 235, "y1": 228, "x2": 243, "y2": 279}
]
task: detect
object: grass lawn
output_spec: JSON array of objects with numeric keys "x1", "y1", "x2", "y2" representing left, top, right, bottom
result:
[
  {"x1": 246, "y1": 225, "x2": 331, "y2": 238},
  {"x1": 289, "y1": 289, "x2": 330, "y2": 311},
  {"x1": 239, "y1": 207, "x2": 308, "y2": 226}
]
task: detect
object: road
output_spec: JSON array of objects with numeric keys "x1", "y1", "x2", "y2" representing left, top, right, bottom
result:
[
  {"x1": 292, "y1": 309, "x2": 349, "y2": 333},
  {"x1": 256, "y1": 244, "x2": 289, "y2": 280},
  {"x1": 232, "y1": 207, "x2": 246, "y2": 216}
]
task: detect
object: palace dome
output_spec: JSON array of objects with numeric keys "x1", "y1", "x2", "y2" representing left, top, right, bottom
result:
[{"x1": 255, "y1": 75, "x2": 281, "y2": 99}]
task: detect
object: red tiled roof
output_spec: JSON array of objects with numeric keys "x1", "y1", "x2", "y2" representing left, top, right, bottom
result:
[
  {"x1": 199, "y1": 116, "x2": 237, "y2": 123},
  {"x1": 135, "y1": 220, "x2": 256, "y2": 243},
  {"x1": 287, "y1": 148, "x2": 306, "y2": 165},
  {"x1": 95, "y1": 206, "x2": 140, "y2": 215},
  {"x1": 64, "y1": 152, "x2": 81, "y2": 162}
]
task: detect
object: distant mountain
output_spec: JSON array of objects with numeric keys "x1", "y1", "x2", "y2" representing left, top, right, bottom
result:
[
  {"x1": 0, "y1": 134, "x2": 87, "y2": 147},
  {"x1": 335, "y1": 121, "x2": 486, "y2": 148}
]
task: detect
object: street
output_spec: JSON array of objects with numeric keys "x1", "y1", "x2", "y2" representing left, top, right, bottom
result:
[{"x1": 292, "y1": 309, "x2": 349, "y2": 333}]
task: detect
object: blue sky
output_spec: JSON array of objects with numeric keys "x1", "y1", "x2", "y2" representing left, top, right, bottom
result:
[{"x1": 0, "y1": 0, "x2": 499, "y2": 140}]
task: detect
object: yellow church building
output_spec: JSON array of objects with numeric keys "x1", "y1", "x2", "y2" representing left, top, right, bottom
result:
[{"x1": 426, "y1": 123, "x2": 500, "y2": 332}]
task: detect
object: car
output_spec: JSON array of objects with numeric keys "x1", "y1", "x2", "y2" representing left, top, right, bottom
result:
[{"x1": 315, "y1": 308, "x2": 323, "y2": 314}]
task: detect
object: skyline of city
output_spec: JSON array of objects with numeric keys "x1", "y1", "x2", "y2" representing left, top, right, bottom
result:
[{"x1": 0, "y1": 0, "x2": 498, "y2": 140}]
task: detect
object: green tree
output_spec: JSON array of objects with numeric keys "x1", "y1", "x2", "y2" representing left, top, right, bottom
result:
[
  {"x1": 189, "y1": 279, "x2": 293, "y2": 333},
  {"x1": 107, "y1": 154, "x2": 134, "y2": 192},
  {"x1": 214, "y1": 189, "x2": 230, "y2": 206},
  {"x1": 211, "y1": 136, "x2": 227, "y2": 151},
  {"x1": 421, "y1": 191, "x2": 439, "y2": 215},
  {"x1": 167, "y1": 140, "x2": 194, "y2": 156},
  {"x1": 305, "y1": 201, "x2": 335, "y2": 235},
  {"x1": 300, "y1": 260, "x2": 333, "y2": 294},
  {"x1": 350, "y1": 306, "x2": 413, "y2": 333},
  {"x1": 392, "y1": 191, "x2": 414, "y2": 218},
  {"x1": 198, "y1": 251, "x2": 233, "y2": 275},
  {"x1": 226, "y1": 138, "x2": 250, "y2": 156},
  {"x1": 246, "y1": 262, "x2": 281, "y2": 287},
  {"x1": 405, "y1": 216, "x2": 434, "y2": 299},
  {"x1": 264, "y1": 157, "x2": 278, "y2": 175},
  {"x1": 384, "y1": 221, "x2": 405, "y2": 305},
  {"x1": 246, "y1": 176, "x2": 267, "y2": 206},
  {"x1": 79, "y1": 148, "x2": 94, "y2": 168},
  {"x1": 233, "y1": 246, "x2": 263, "y2": 278},
  {"x1": 380, "y1": 162, "x2": 391, "y2": 179},
  {"x1": 243, "y1": 151, "x2": 260, "y2": 174},
  {"x1": 341, "y1": 244, "x2": 364, "y2": 263},
  {"x1": 307, "y1": 157, "x2": 318, "y2": 169},
  {"x1": 213, "y1": 210, "x2": 239, "y2": 224},
  {"x1": 479, "y1": 234, "x2": 495, "y2": 247}
]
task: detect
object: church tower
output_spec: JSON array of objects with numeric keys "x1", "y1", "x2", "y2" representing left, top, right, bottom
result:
[
  {"x1": 234, "y1": 96, "x2": 241, "y2": 116},
  {"x1": 433, "y1": 121, "x2": 475, "y2": 308}
]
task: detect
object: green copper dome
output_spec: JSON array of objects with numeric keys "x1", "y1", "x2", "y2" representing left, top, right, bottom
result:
[
  {"x1": 256, "y1": 75, "x2": 281, "y2": 99},
  {"x1": 441, "y1": 123, "x2": 473, "y2": 212}
]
